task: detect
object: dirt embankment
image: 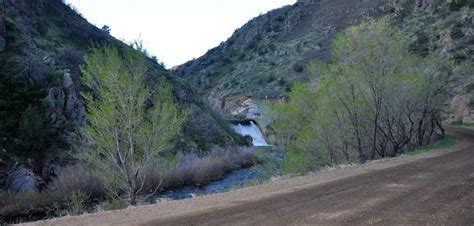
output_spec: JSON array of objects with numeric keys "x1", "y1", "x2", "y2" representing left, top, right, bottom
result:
[{"x1": 24, "y1": 127, "x2": 474, "y2": 226}]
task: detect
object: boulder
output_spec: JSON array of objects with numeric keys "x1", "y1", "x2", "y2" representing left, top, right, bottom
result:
[
  {"x1": 450, "y1": 93, "x2": 474, "y2": 123},
  {"x1": 6, "y1": 167, "x2": 44, "y2": 193}
]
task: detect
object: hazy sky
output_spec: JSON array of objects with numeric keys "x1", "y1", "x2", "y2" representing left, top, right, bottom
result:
[{"x1": 66, "y1": 0, "x2": 296, "y2": 67}]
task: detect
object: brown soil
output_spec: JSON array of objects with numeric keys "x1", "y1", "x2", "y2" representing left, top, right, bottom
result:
[{"x1": 24, "y1": 127, "x2": 474, "y2": 226}]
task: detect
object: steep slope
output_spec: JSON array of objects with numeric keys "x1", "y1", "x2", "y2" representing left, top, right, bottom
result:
[
  {"x1": 175, "y1": 0, "x2": 473, "y2": 122},
  {"x1": 0, "y1": 0, "x2": 245, "y2": 176}
]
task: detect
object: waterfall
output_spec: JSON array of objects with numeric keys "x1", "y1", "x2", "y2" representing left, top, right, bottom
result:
[{"x1": 231, "y1": 121, "x2": 269, "y2": 147}]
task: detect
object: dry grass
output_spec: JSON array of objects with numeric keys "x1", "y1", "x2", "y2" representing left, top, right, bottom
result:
[
  {"x1": 0, "y1": 164, "x2": 102, "y2": 223},
  {"x1": 49, "y1": 164, "x2": 104, "y2": 198},
  {"x1": 163, "y1": 147, "x2": 258, "y2": 188},
  {"x1": 0, "y1": 190, "x2": 65, "y2": 223},
  {"x1": 145, "y1": 147, "x2": 259, "y2": 191},
  {"x1": 0, "y1": 147, "x2": 259, "y2": 224}
]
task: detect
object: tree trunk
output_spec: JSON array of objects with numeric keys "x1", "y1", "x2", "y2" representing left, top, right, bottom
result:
[{"x1": 436, "y1": 119, "x2": 446, "y2": 137}]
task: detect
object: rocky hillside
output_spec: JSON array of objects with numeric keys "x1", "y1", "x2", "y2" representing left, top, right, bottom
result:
[
  {"x1": 175, "y1": 0, "x2": 473, "y2": 123},
  {"x1": 0, "y1": 0, "x2": 245, "y2": 176}
]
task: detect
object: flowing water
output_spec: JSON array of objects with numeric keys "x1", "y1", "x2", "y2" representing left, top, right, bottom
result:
[
  {"x1": 155, "y1": 120, "x2": 268, "y2": 202},
  {"x1": 231, "y1": 121, "x2": 269, "y2": 146},
  {"x1": 157, "y1": 168, "x2": 259, "y2": 201}
]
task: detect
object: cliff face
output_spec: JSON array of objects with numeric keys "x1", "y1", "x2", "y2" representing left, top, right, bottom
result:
[{"x1": 176, "y1": 0, "x2": 473, "y2": 123}]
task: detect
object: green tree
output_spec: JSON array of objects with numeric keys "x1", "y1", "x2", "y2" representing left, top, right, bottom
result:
[
  {"x1": 271, "y1": 18, "x2": 450, "y2": 173},
  {"x1": 17, "y1": 105, "x2": 54, "y2": 165},
  {"x1": 79, "y1": 45, "x2": 188, "y2": 204}
]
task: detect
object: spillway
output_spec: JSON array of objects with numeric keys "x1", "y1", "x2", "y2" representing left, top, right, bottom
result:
[{"x1": 231, "y1": 120, "x2": 269, "y2": 147}]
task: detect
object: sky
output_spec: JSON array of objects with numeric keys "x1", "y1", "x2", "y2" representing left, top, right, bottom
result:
[{"x1": 66, "y1": 0, "x2": 297, "y2": 68}]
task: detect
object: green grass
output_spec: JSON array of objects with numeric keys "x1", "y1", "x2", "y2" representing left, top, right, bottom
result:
[
  {"x1": 449, "y1": 120, "x2": 474, "y2": 128},
  {"x1": 407, "y1": 136, "x2": 460, "y2": 156}
]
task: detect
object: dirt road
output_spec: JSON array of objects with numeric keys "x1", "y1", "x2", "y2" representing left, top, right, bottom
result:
[{"x1": 28, "y1": 127, "x2": 474, "y2": 226}]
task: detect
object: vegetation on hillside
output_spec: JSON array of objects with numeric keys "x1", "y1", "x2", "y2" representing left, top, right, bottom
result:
[
  {"x1": 176, "y1": 0, "x2": 473, "y2": 123},
  {"x1": 270, "y1": 19, "x2": 452, "y2": 174},
  {"x1": 0, "y1": 0, "x2": 248, "y2": 181}
]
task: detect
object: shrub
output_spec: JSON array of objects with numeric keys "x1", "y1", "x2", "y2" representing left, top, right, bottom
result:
[
  {"x1": 140, "y1": 156, "x2": 179, "y2": 195},
  {"x1": 281, "y1": 151, "x2": 318, "y2": 175},
  {"x1": 267, "y1": 75, "x2": 276, "y2": 83},
  {"x1": 293, "y1": 63, "x2": 304, "y2": 73},
  {"x1": 49, "y1": 164, "x2": 104, "y2": 199},
  {"x1": 190, "y1": 157, "x2": 227, "y2": 185},
  {"x1": 17, "y1": 105, "x2": 55, "y2": 163},
  {"x1": 0, "y1": 73, "x2": 50, "y2": 165},
  {"x1": 278, "y1": 78, "x2": 286, "y2": 86},
  {"x1": 275, "y1": 15, "x2": 285, "y2": 22},
  {"x1": 272, "y1": 24, "x2": 283, "y2": 33},
  {"x1": 451, "y1": 22, "x2": 464, "y2": 39},
  {"x1": 0, "y1": 191, "x2": 65, "y2": 222},
  {"x1": 66, "y1": 191, "x2": 89, "y2": 216},
  {"x1": 449, "y1": 0, "x2": 474, "y2": 11},
  {"x1": 247, "y1": 40, "x2": 258, "y2": 50},
  {"x1": 99, "y1": 199, "x2": 128, "y2": 211},
  {"x1": 57, "y1": 47, "x2": 84, "y2": 72},
  {"x1": 252, "y1": 148, "x2": 283, "y2": 182},
  {"x1": 160, "y1": 147, "x2": 258, "y2": 189}
]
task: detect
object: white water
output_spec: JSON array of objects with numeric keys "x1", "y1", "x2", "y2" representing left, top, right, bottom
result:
[{"x1": 231, "y1": 121, "x2": 269, "y2": 147}]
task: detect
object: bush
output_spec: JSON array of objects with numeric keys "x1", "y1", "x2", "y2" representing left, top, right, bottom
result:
[
  {"x1": 0, "y1": 191, "x2": 65, "y2": 222},
  {"x1": 140, "y1": 156, "x2": 179, "y2": 195},
  {"x1": 0, "y1": 165, "x2": 101, "y2": 223},
  {"x1": 190, "y1": 157, "x2": 227, "y2": 185},
  {"x1": 267, "y1": 75, "x2": 276, "y2": 83},
  {"x1": 99, "y1": 199, "x2": 128, "y2": 211},
  {"x1": 275, "y1": 15, "x2": 286, "y2": 22},
  {"x1": 449, "y1": 0, "x2": 474, "y2": 11},
  {"x1": 281, "y1": 151, "x2": 318, "y2": 175},
  {"x1": 49, "y1": 164, "x2": 104, "y2": 199},
  {"x1": 278, "y1": 78, "x2": 286, "y2": 86},
  {"x1": 252, "y1": 148, "x2": 284, "y2": 182},
  {"x1": 161, "y1": 147, "x2": 258, "y2": 189},
  {"x1": 0, "y1": 74, "x2": 49, "y2": 165},
  {"x1": 57, "y1": 47, "x2": 84, "y2": 72},
  {"x1": 293, "y1": 63, "x2": 304, "y2": 73},
  {"x1": 451, "y1": 22, "x2": 464, "y2": 39},
  {"x1": 17, "y1": 105, "x2": 55, "y2": 162},
  {"x1": 66, "y1": 191, "x2": 89, "y2": 216}
]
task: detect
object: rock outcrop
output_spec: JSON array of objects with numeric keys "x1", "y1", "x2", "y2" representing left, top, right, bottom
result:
[
  {"x1": 450, "y1": 94, "x2": 474, "y2": 124},
  {"x1": 47, "y1": 72, "x2": 85, "y2": 142},
  {"x1": 6, "y1": 167, "x2": 45, "y2": 193}
]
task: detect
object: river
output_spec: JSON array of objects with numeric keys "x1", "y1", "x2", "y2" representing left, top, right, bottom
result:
[{"x1": 155, "y1": 120, "x2": 268, "y2": 202}]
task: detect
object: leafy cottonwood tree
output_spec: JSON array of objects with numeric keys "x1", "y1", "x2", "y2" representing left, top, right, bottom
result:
[
  {"x1": 271, "y1": 18, "x2": 451, "y2": 172},
  {"x1": 80, "y1": 45, "x2": 187, "y2": 204}
]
